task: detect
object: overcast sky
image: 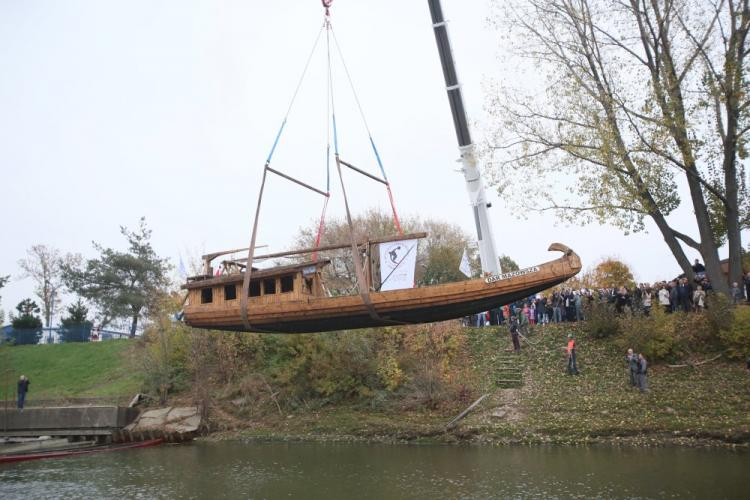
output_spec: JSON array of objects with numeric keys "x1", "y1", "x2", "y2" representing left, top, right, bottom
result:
[{"x1": 0, "y1": 0, "x2": 724, "y2": 325}]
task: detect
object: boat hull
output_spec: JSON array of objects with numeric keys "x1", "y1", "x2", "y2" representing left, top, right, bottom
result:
[
  {"x1": 0, "y1": 439, "x2": 164, "y2": 464},
  {"x1": 183, "y1": 244, "x2": 581, "y2": 334}
]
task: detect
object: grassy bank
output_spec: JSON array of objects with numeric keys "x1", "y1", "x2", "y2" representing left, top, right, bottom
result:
[
  {"x1": 0, "y1": 340, "x2": 140, "y2": 402},
  {"x1": 212, "y1": 324, "x2": 750, "y2": 447},
  {"x1": 470, "y1": 324, "x2": 750, "y2": 445}
]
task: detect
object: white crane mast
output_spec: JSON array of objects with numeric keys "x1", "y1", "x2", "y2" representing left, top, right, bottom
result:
[{"x1": 428, "y1": 0, "x2": 500, "y2": 276}]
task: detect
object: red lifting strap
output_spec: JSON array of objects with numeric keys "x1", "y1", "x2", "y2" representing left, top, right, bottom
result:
[{"x1": 312, "y1": 195, "x2": 330, "y2": 262}]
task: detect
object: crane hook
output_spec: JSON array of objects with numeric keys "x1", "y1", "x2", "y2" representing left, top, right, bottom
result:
[{"x1": 322, "y1": 0, "x2": 333, "y2": 16}]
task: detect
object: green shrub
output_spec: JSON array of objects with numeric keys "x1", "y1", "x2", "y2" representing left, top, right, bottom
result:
[
  {"x1": 582, "y1": 301, "x2": 620, "y2": 338},
  {"x1": 718, "y1": 306, "x2": 750, "y2": 359},
  {"x1": 375, "y1": 328, "x2": 405, "y2": 391},
  {"x1": 616, "y1": 306, "x2": 714, "y2": 362},
  {"x1": 706, "y1": 293, "x2": 734, "y2": 333}
]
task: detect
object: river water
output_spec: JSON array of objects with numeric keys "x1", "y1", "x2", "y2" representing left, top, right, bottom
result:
[{"x1": 0, "y1": 441, "x2": 747, "y2": 499}]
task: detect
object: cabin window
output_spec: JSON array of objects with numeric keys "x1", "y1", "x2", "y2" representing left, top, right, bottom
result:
[
  {"x1": 224, "y1": 284, "x2": 237, "y2": 301},
  {"x1": 304, "y1": 278, "x2": 313, "y2": 294},
  {"x1": 249, "y1": 280, "x2": 261, "y2": 297},
  {"x1": 263, "y1": 278, "x2": 276, "y2": 295},
  {"x1": 280, "y1": 275, "x2": 294, "y2": 293},
  {"x1": 200, "y1": 287, "x2": 213, "y2": 304}
]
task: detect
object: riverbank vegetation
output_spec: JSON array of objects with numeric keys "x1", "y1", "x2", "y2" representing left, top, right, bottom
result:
[
  {"x1": 3, "y1": 294, "x2": 747, "y2": 447},
  {"x1": 134, "y1": 296, "x2": 750, "y2": 447}
]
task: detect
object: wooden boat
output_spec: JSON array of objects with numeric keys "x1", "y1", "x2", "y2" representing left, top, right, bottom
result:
[
  {"x1": 0, "y1": 438, "x2": 164, "y2": 465},
  {"x1": 182, "y1": 241, "x2": 581, "y2": 334},
  {"x1": 181, "y1": 4, "x2": 582, "y2": 334}
]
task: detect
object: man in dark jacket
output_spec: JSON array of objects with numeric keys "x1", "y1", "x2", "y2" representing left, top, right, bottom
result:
[
  {"x1": 637, "y1": 354, "x2": 648, "y2": 393},
  {"x1": 676, "y1": 278, "x2": 693, "y2": 312},
  {"x1": 615, "y1": 287, "x2": 630, "y2": 314},
  {"x1": 692, "y1": 259, "x2": 705, "y2": 274},
  {"x1": 509, "y1": 316, "x2": 521, "y2": 352},
  {"x1": 626, "y1": 348, "x2": 638, "y2": 388},
  {"x1": 668, "y1": 281, "x2": 679, "y2": 313},
  {"x1": 17, "y1": 375, "x2": 30, "y2": 409}
]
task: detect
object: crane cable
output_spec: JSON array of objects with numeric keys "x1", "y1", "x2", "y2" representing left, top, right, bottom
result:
[
  {"x1": 241, "y1": 20, "x2": 326, "y2": 329},
  {"x1": 312, "y1": 12, "x2": 336, "y2": 261},
  {"x1": 242, "y1": 0, "x2": 407, "y2": 327},
  {"x1": 329, "y1": 23, "x2": 403, "y2": 235}
]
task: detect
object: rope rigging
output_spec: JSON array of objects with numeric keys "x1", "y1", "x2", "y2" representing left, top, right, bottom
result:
[{"x1": 241, "y1": 0, "x2": 404, "y2": 328}]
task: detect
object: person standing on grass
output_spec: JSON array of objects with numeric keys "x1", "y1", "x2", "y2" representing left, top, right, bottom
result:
[
  {"x1": 574, "y1": 290, "x2": 583, "y2": 321},
  {"x1": 566, "y1": 334, "x2": 579, "y2": 375},
  {"x1": 627, "y1": 348, "x2": 638, "y2": 388},
  {"x1": 730, "y1": 282, "x2": 743, "y2": 305},
  {"x1": 552, "y1": 292, "x2": 563, "y2": 323},
  {"x1": 637, "y1": 354, "x2": 648, "y2": 393},
  {"x1": 642, "y1": 285, "x2": 652, "y2": 317},
  {"x1": 509, "y1": 316, "x2": 521, "y2": 352},
  {"x1": 658, "y1": 284, "x2": 671, "y2": 314},
  {"x1": 677, "y1": 278, "x2": 693, "y2": 312},
  {"x1": 17, "y1": 375, "x2": 30, "y2": 409},
  {"x1": 693, "y1": 285, "x2": 706, "y2": 312},
  {"x1": 669, "y1": 281, "x2": 679, "y2": 313}
]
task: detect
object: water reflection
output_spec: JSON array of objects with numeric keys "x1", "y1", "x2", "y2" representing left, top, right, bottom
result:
[{"x1": 0, "y1": 441, "x2": 747, "y2": 499}]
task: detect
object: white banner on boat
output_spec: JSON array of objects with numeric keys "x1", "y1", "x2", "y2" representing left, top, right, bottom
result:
[
  {"x1": 459, "y1": 248, "x2": 472, "y2": 278},
  {"x1": 379, "y1": 239, "x2": 419, "y2": 291},
  {"x1": 484, "y1": 266, "x2": 540, "y2": 284}
]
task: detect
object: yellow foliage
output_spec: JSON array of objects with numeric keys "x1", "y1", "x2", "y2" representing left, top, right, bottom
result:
[{"x1": 590, "y1": 257, "x2": 636, "y2": 289}]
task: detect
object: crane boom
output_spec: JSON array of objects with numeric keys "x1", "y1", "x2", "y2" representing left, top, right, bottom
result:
[{"x1": 427, "y1": 0, "x2": 500, "y2": 276}]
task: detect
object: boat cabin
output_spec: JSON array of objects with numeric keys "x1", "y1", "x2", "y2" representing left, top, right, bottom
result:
[{"x1": 182, "y1": 259, "x2": 331, "y2": 309}]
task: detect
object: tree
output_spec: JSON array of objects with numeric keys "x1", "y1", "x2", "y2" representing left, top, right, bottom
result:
[
  {"x1": 59, "y1": 299, "x2": 93, "y2": 343},
  {"x1": 488, "y1": 0, "x2": 750, "y2": 294},
  {"x1": 499, "y1": 255, "x2": 520, "y2": 273},
  {"x1": 18, "y1": 245, "x2": 74, "y2": 327},
  {"x1": 62, "y1": 218, "x2": 171, "y2": 337},
  {"x1": 590, "y1": 258, "x2": 636, "y2": 289},
  {"x1": 418, "y1": 220, "x2": 480, "y2": 286},
  {"x1": 10, "y1": 299, "x2": 43, "y2": 345},
  {"x1": 0, "y1": 275, "x2": 8, "y2": 326},
  {"x1": 293, "y1": 209, "x2": 479, "y2": 293}
]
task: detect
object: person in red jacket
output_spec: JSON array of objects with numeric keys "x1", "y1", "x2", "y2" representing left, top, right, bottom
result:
[{"x1": 566, "y1": 334, "x2": 579, "y2": 375}]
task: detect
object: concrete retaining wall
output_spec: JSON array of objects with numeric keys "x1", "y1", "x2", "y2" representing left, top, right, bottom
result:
[{"x1": 0, "y1": 406, "x2": 139, "y2": 437}]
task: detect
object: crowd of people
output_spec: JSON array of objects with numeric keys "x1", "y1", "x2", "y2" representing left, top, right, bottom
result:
[
  {"x1": 463, "y1": 259, "x2": 750, "y2": 388},
  {"x1": 465, "y1": 259, "x2": 750, "y2": 328}
]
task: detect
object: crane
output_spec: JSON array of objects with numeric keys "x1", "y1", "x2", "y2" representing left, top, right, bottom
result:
[{"x1": 427, "y1": 0, "x2": 501, "y2": 276}]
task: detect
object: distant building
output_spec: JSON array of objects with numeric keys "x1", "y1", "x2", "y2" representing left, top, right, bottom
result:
[{"x1": 1, "y1": 325, "x2": 12, "y2": 344}]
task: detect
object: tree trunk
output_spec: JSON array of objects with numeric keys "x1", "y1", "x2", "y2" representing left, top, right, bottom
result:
[
  {"x1": 723, "y1": 21, "x2": 746, "y2": 290},
  {"x1": 649, "y1": 210, "x2": 695, "y2": 281},
  {"x1": 129, "y1": 312, "x2": 139, "y2": 338},
  {"x1": 682, "y1": 168, "x2": 728, "y2": 294},
  {"x1": 724, "y1": 134, "x2": 744, "y2": 289}
]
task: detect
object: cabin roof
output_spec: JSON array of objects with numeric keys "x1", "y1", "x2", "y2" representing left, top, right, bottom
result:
[{"x1": 182, "y1": 259, "x2": 330, "y2": 290}]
